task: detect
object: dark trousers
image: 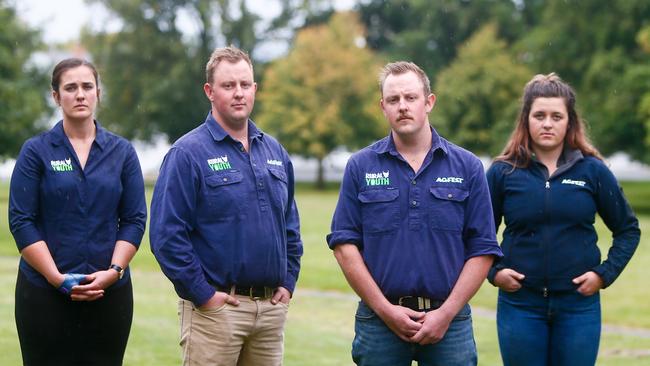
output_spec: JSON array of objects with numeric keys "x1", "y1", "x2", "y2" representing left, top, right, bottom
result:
[{"x1": 15, "y1": 270, "x2": 134, "y2": 366}]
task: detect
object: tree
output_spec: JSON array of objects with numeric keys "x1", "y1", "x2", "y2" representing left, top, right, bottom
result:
[
  {"x1": 0, "y1": 0, "x2": 51, "y2": 159},
  {"x1": 434, "y1": 23, "x2": 531, "y2": 156},
  {"x1": 357, "y1": 0, "x2": 529, "y2": 81},
  {"x1": 256, "y1": 12, "x2": 385, "y2": 188},
  {"x1": 83, "y1": 0, "x2": 335, "y2": 143},
  {"x1": 515, "y1": 0, "x2": 650, "y2": 162}
]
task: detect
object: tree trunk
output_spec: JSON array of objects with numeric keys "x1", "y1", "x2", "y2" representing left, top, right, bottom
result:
[{"x1": 315, "y1": 158, "x2": 325, "y2": 190}]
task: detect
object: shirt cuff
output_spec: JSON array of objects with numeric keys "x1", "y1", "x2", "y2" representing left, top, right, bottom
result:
[
  {"x1": 191, "y1": 283, "x2": 217, "y2": 307},
  {"x1": 12, "y1": 226, "x2": 43, "y2": 251},
  {"x1": 591, "y1": 265, "x2": 612, "y2": 289},
  {"x1": 326, "y1": 230, "x2": 362, "y2": 249},
  {"x1": 117, "y1": 226, "x2": 145, "y2": 248}
]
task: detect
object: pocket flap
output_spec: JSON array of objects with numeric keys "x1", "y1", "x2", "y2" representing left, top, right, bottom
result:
[
  {"x1": 205, "y1": 171, "x2": 243, "y2": 187},
  {"x1": 267, "y1": 167, "x2": 288, "y2": 183},
  {"x1": 358, "y1": 189, "x2": 399, "y2": 203},
  {"x1": 429, "y1": 186, "x2": 469, "y2": 202}
]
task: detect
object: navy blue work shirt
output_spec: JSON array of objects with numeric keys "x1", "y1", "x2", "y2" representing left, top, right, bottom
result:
[
  {"x1": 327, "y1": 128, "x2": 502, "y2": 300},
  {"x1": 150, "y1": 113, "x2": 303, "y2": 306},
  {"x1": 9, "y1": 121, "x2": 147, "y2": 288}
]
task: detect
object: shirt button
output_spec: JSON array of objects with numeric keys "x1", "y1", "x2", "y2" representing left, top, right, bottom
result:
[
  {"x1": 259, "y1": 182, "x2": 263, "y2": 187},
  {"x1": 411, "y1": 200, "x2": 417, "y2": 206},
  {"x1": 411, "y1": 180, "x2": 416, "y2": 185},
  {"x1": 240, "y1": 146, "x2": 245, "y2": 151},
  {"x1": 223, "y1": 178, "x2": 228, "y2": 182},
  {"x1": 447, "y1": 193, "x2": 453, "y2": 198}
]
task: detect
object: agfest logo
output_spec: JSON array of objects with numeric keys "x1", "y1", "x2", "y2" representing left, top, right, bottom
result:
[{"x1": 50, "y1": 158, "x2": 73, "y2": 172}]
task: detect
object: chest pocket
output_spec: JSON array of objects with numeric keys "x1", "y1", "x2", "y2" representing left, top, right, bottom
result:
[
  {"x1": 429, "y1": 186, "x2": 469, "y2": 232},
  {"x1": 358, "y1": 189, "x2": 400, "y2": 234},
  {"x1": 204, "y1": 170, "x2": 246, "y2": 221},
  {"x1": 267, "y1": 167, "x2": 289, "y2": 212}
]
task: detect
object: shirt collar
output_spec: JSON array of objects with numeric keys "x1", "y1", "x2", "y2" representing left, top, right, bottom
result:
[
  {"x1": 371, "y1": 126, "x2": 449, "y2": 157},
  {"x1": 204, "y1": 111, "x2": 264, "y2": 142},
  {"x1": 49, "y1": 120, "x2": 107, "y2": 150}
]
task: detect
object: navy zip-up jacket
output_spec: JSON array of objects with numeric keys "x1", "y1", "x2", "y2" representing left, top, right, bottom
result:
[{"x1": 486, "y1": 150, "x2": 640, "y2": 292}]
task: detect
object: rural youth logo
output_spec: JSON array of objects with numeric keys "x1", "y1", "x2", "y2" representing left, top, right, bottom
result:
[
  {"x1": 51, "y1": 158, "x2": 73, "y2": 172},
  {"x1": 435, "y1": 176, "x2": 464, "y2": 183},
  {"x1": 365, "y1": 171, "x2": 390, "y2": 186},
  {"x1": 561, "y1": 179, "x2": 586, "y2": 187},
  {"x1": 267, "y1": 159, "x2": 283, "y2": 167},
  {"x1": 207, "y1": 156, "x2": 231, "y2": 171}
]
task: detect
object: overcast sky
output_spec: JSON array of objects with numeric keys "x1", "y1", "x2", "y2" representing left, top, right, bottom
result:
[{"x1": 15, "y1": 0, "x2": 356, "y2": 43}]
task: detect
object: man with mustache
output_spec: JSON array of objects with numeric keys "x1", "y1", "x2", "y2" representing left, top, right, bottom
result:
[
  {"x1": 150, "y1": 46, "x2": 302, "y2": 365},
  {"x1": 328, "y1": 61, "x2": 502, "y2": 365}
]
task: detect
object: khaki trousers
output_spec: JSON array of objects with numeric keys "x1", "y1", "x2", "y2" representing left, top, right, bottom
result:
[{"x1": 179, "y1": 295, "x2": 289, "y2": 366}]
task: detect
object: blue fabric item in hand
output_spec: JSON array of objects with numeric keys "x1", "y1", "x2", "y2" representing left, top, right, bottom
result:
[{"x1": 57, "y1": 273, "x2": 87, "y2": 295}]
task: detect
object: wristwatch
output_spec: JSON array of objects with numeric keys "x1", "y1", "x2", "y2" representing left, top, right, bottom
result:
[{"x1": 109, "y1": 264, "x2": 125, "y2": 280}]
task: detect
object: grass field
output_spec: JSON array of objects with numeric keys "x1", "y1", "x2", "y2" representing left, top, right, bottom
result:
[{"x1": 0, "y1": 182, "x2": 649, "y2": 365}]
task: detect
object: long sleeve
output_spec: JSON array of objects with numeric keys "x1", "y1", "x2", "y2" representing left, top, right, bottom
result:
[
  {"x1": 150, "y1": 147, "x2": 215, "y2": 306},
  {"x1": 281, "y1": 156, "x2": 303, "y2": 294},
  {"x1": 592, "y1": 165, "x2": 640, "y2": 287}
]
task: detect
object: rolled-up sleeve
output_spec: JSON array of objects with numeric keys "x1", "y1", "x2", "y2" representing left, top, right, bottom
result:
[
  {"x1": 463, "y1": 159, "x2": 502, "y2": 260},
  {"x1": 9, "y1": 141, "x2": 44, "y2": 251},
  {"x1": 327, "y1": 158, "x2": 363, "y2": 249},
  {"x1": 150, "y1": 147, "x2": 215, "y2": 306},
  {"x1": 116, "y1": 144, "x2": 146, "y2": 247}
]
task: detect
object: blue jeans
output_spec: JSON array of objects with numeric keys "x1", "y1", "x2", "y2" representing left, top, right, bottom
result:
[
  {"x1": 497, "y1": 287, "x2": 601, "y2": 366},
  {"x1": 351, "y1": 301, "x2": 477, "y2": 366}
]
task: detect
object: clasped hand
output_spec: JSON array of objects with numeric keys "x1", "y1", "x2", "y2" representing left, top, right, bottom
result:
[
  {"x1": 57, "y1": 269, "x2": 120, "y2": 301},
  {"x1": 380, "y1": 304, "x2": 453, "y2": 345}
]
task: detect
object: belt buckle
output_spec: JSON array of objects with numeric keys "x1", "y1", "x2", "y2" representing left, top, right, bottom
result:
[
  {"x1": 249, "y1": 287, "x2": 261, "y2": 300},
  {"x1": 398, "y1": 296, "x2": 412, "y2": 307},
  {"x1": 249, "y1": 287, "x2": 273, "y2": 300},
  {"x1": 398, "y1": 296, "x2": 431, "y2": 311}
]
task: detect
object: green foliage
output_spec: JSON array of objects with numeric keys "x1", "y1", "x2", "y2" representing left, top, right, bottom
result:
[
  {"x1": 256, "y1": 12, "x2": 386, "y2": 187},
  {"x1": 434, "y1": 24, "x2": 531, "y2": 155},
  {"x1": 358, "y1": 0, "x2": 529, "y2": 80},
  {"x1": 0, "y1": 1, "x2": 51, "y2": 159},
  {"x1": 514, "y1": 0, "x2": 650, "y2": 162},
  {"x1": 83, "y1": 0, "x2": 209, "y2": 143},
  {"x1": 83, "y1": 0, "x2": 335, "y2": 143}
]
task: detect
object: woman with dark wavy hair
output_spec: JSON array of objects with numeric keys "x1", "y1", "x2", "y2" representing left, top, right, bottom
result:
[{"x1": 486, "y1": 73, "x2": 640, "y2": 366}]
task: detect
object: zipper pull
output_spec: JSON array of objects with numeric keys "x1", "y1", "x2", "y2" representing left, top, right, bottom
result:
[
  {"x1": 543, "y1": 287, "x2": 548, "y2": 298},
  {"x1": 545, "y1": 181, "x2": 550, "y2": 189}
]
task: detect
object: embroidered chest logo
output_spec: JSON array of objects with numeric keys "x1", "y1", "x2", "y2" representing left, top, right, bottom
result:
[
  {"x1": 561, "y1": 179, "x2": 586, "y2": 187},
  {"x1": 207, "y1": 156, "x2": 231, "y2": 171},
  {"x1": 51, "y1": 158, "x2": 73, "y2": 172},
  {"x1": 365, "y1": 171, "x2": 390, "y2": 186},
  {"x1": 435, "y1": 176, "x2": 463, "y2": 183},
  {"x1": 267, "y1": 159, "x2": 283, "y2": 167}
]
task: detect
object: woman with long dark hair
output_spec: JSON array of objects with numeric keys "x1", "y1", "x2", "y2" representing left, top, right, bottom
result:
[{"x1": 486, "y1": 73, "x2": 640, "y2": 366}]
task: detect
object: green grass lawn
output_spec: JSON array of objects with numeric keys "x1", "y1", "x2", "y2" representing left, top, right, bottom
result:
[{"x1": 0, "y1": 182, "x2": 649, "y2": 365}]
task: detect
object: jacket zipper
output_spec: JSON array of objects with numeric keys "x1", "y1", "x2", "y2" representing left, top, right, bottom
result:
[{"x1": 543, "y1": 180, "x2": 550, "y2": 297}]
